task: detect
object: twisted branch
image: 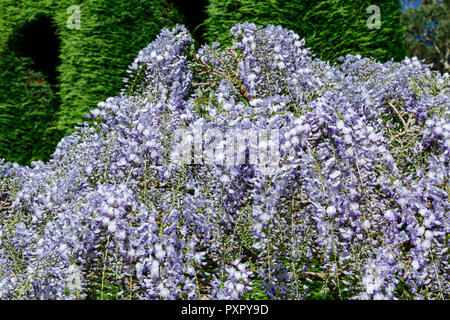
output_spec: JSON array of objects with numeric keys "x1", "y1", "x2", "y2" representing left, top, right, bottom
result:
[
  {"x1": 193, "y1": 55, "x2": 253, "y2": 102},
  {"x1": 387, "y1": 101, "x2": 409, "y2": 132}
]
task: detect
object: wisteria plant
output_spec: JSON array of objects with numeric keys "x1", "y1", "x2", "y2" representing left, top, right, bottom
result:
[{"x1": 0, "y1": 23, "x2": 448, "y2": 300}]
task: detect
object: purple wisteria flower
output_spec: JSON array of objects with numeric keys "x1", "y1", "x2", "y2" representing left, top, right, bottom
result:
[{"x1": 0, "y1": 23, "x2": 448, "y2": 300}]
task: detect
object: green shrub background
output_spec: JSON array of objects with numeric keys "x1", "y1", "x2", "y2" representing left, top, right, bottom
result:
[
  {"x1": 54, "y1": 0, "x2": 183, "y2": 133},
  {"x1": 0, "y1": 0, "x2": 182, "y2": 164},
  {"x1": 204, "y1": 0, "x2": 406, "y2": 63},
  {"x1": 0, "y1": 0, "x2": 410, "y2": 165}
]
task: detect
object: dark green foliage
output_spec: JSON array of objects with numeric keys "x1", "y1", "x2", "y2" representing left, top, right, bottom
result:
[
  {"x1": 204, "y1": 0, "x2": 287, "y2": 45},
  {"x1": 0, "y1": 0, "x2": 183, "y2": 164},
  {"x1": 53, "y1": 0, "x2": 183, "y2": 133},
  {"x1": 7, "y1": 14, "x2": 61, "y2": 84},
  {"x1": 0, "y1": 50, "x2": 60, "y2": 164},
  {"x1": 402, "y1": 0, "x2": 449, "y2": 73},
  {"x1": 0, "y1": 0, "x2": 59, "y2": 164},
  {"x1": 204, "y1": 0, "x2": 406, "y2": 62}
]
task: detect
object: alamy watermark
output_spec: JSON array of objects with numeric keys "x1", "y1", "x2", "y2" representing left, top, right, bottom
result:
[
  {"x1": 67, "y1": 5, "x2": 81, "y2": 29},
  {"x1": 170, "y1": 123, "x2": 281, "y2": 174},
  {"x1": 366, "y1": 5, "x2": 381, "y2": 30}
]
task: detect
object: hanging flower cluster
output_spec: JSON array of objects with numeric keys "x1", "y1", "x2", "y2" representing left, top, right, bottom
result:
[{"x1": 0, "y1": 23, "x2": 448, "y2": 300}]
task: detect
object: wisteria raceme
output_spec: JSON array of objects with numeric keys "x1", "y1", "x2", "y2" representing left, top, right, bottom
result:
[{"x1": 0, "y1": 23, "x2": 448, "y2": 300}]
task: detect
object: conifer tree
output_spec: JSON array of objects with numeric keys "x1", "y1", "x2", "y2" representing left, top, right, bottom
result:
[
  {"x1": 0, "y1": 0, "x2": 182, "y2": 164},
  {"x1": 402, "y1": 0, "x2": 449, "y2": 73},
  {"x1": 204, "y1": 0, "x2": 406, "y2": 62},
  {"x1": 54, "y1": 0, "x2": 183, "y2": 133}
]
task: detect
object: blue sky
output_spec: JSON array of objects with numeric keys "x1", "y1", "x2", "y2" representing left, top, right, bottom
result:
[
  {"x1": 401, "y1": 0, "x2": 422, "y2": 9},
  {"x1": 401, "y1": 0, "x2": 444, "y2": 10}
]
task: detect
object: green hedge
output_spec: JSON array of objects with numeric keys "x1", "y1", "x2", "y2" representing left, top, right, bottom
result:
[
  {"x1": 0, "y1": 0, "x2": 408, "y2": 165},
  {"x1": 53, "y1": 0, "x2": 183, "y2": 133},
  {"x1": 0, "y1": 49, "x2": 59, "y2": 164},
  {"x1": 204, "y1": 0, "x2": 406, "y2": 62},
  {"x1": 0, "y1": 0, "x2": 183, "y2": 164}
]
